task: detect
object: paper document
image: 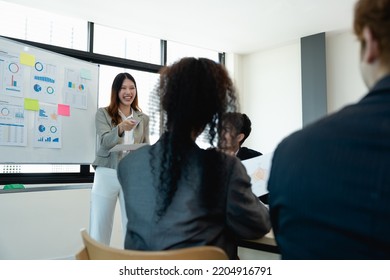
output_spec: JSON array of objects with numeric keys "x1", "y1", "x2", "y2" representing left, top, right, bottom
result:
[
  {"x1": 241, "y1": 152, "x2": 274, "y2": 197},
  {"x1": 109, "y1": 143, "x2": 148, "y2": 152}
]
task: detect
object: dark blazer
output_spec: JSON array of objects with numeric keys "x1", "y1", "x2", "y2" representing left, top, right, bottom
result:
[
  {"x1": 268, "y1": 75, "x2": 390, "y2": 259},
  {"x1": 237, "y1": 147, "x2": 262, "y2": 161},
  {"x1": 117, "y1": 140, "x2": 271, "y2": 259}
]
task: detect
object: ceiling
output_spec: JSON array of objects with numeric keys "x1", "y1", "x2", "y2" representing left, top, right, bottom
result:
[{"x1": 3, "y1": 0, "x2": 357, "y2": 55}]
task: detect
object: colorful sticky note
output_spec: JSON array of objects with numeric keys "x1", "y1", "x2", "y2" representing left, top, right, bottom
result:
[
  {"x1": 58, "y1": 104, "x2": 70, "y2": 116},
  {"x1": 24, "y1": 98, "x2": 39, "y2": 111},
  {"x1": 20, "y1": 52, "x2": 35, "y2": 66},
  {"x1": 80, "y1": 68, "x2": 92, "y2": 80}
]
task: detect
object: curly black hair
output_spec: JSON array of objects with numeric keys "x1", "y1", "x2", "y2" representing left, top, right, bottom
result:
[{"x1": 150, "y1": 57, "x2": 238, "y2": 218}]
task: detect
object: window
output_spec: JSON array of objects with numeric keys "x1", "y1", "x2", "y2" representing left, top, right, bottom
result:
[
  {"x1": 166, "y1": 41, "x2": 220, "y2": 65},
  {"x1": 0, "y1": 1, "x2": 87, "y2": 50},
  {"x1": 94, "y1": 24, "x2": 161, "y2": 65}
]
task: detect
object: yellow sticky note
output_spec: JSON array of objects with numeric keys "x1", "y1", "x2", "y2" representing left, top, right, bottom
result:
[
  {"x1": 24, "y1": 98, "x2": 39, "y2": 111},
  {"x1": 20, "y1": 52, "x2": 35, "y2": 66}
]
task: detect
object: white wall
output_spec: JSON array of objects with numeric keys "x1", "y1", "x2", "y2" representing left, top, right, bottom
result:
[
  {"x1": 326, "y1": 30, "x2": 367, "y2": 113},
  {"x1": 226, "y1": 30, "x2": 367, "y2": 155},
  {"x1": 0, "y1": 186, "x2": 124, "y2": 259},
  {"x1": 225, "y1": 53, "x2": 244, "y2": 108},
  {"x1": 227, "y1": 41, "x2": 303, "y2": 154}
]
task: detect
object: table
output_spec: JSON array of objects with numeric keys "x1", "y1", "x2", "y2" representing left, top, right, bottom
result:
[{"x1": 238, "y1": 231, "x2": 279, "y2": 254}]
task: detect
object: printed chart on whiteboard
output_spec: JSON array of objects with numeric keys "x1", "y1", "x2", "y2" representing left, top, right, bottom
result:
[{"x1": 0, "y1": 36, "x2": 99, "y2": 164}]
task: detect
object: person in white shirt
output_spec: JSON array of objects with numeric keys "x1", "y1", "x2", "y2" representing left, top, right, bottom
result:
[{"x1": 90, "y1": 72, "x2": 149, "y2": 245}]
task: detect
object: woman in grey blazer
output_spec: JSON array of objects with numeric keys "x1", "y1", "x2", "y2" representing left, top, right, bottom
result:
[
  {"x1": 118, "y1": 58, "x2": 270, "y2": 259},
  {"x1": 90, "y1": 72, "x2": 149, "y2": 245}
]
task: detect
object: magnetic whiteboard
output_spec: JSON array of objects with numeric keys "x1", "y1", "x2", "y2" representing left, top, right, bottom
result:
[{"x1": 0, "y1": 36, "x2": 99, "y2": 164}]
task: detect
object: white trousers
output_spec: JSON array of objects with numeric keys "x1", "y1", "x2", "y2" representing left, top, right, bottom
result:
[{"x1": 89, "y1": 166, "x2": 127, "y2": 246}]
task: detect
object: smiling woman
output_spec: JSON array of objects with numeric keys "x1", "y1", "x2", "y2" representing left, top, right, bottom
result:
[{"x1": 89, "y1": 72, "x2": 150, "y2": 246}]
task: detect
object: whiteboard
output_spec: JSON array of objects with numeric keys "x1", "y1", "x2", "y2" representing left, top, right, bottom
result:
[{"x1": 0, "y1": 36, "x2": 99, "y2": 164}]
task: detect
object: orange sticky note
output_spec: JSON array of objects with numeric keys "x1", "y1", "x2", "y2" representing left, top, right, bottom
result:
[
  {"x1": 20, "y1": 52, "x2": 35, "y2": 66},
  {"x1": 58, "y1": 104, "x2": 70, "y2": 116},
  {"x1": 24, "y1": 98, "x2": 39, "y2": 111}
]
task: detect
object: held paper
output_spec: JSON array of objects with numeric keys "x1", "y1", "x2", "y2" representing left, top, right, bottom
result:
[
  {"x1": 241, "y1": 152, "x2": 274, "y2": 197},
  {"x1": 109, "y1": 143, "x2": 148, "y2": 152}
]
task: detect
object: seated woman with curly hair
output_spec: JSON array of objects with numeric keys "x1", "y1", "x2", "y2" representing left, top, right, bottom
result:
[{"x1": 117, "y1": 57, "x2": 271, "y2": 259}]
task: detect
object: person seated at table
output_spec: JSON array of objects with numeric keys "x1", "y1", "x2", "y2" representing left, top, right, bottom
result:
[
  {"x1": 117, "y1": 57, "x2": 271, "y2": 259},
  {"x1": 218, "y1": 112, "x2": 269, "y2": 204}
]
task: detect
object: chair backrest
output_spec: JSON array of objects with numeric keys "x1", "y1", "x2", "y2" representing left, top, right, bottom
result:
[{"x1": 76, "y1": 229, "x2": 228, "y2": 260}]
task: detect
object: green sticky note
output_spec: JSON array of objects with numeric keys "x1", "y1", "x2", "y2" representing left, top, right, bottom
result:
[
  {"x1": 24, "y1": 98, "x2": 39, "y2": 111},
  {"x1": 3, "y1": 184, "x2": 25, "y2": 190}
]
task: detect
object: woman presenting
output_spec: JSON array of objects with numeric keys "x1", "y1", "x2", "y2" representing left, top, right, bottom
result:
[{"x1": 90, "y1": 72, "x2": 149, "y2": 245}]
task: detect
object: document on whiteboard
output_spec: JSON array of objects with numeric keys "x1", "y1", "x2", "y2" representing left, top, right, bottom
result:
[
  {"x1": 109, "y1": 143, "x2": 148, "y2": 152},
  {"x1": 241, "y1": 152, "x2": 274, "y2": 197}
]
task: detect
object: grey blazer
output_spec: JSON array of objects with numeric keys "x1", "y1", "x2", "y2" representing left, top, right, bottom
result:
[
  {"x1": 117, "y1": 140, "x2": 271, "y2": 259},
  {"x1": 92, "y1": 107, "x2": 149, "y2": 170}
]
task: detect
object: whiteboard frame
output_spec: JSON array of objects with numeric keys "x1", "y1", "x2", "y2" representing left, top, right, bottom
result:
[{"x1": 0, "y1": 36, "x2": 99, "y2": 164}]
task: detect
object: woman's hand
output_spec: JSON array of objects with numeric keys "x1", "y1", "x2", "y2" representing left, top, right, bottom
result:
[{"x1": 118, "y1": 119, "x2": 139, "y2": 135}]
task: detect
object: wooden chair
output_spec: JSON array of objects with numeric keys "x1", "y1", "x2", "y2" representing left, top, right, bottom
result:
[{"x1": 75, "y1": 229, "x2": 228, "y2": 260}]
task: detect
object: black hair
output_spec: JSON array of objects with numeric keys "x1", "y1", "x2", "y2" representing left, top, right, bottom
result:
[
  {"x1": 150, "y1": 57, "x2": 237, "y2": 218},
  {"x1": 221, "y1": 112, "x2": 252, "y2": 145}
]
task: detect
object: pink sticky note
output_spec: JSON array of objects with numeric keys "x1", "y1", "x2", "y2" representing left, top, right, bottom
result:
[{"x1": 58, "y1": 104, "x2": 70, "y2": 116}]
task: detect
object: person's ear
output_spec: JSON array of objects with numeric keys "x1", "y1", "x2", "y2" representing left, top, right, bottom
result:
[
  {"x1": 236, "y1": 133, "x2": 245, "y2": 144},
  {"x1": 362, "y1": 26, "x2": 380, "y2": 64}
]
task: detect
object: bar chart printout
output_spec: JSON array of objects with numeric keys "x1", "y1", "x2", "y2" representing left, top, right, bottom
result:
[{"x1": 0, "y1": 96, "x2": 26, "y2": 147}]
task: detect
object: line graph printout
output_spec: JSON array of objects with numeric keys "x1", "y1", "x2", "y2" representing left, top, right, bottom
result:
[{"x1": 0, "y1": 96, "x2": 26, "y2": 146}]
